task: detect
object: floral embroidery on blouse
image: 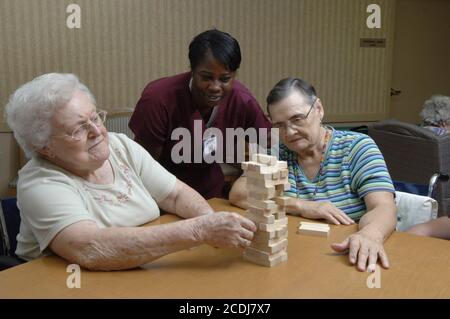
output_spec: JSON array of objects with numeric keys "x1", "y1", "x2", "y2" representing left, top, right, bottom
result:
[{"x1": 82, "y1": 147, "x2": 134, "y2": 206}]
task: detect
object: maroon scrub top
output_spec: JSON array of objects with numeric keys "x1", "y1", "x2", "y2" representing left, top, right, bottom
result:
[{"x1": 129, "y1": 72, "x2": 272, "y2": 199}]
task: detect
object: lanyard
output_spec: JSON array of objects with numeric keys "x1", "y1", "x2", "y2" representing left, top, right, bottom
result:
[{"x1": 295, "y1": 127, "x2": 332, "y2": 200}]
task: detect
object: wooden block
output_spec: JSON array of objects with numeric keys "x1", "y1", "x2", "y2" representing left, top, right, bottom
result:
[
  {"x1": 252, "y1": 154, "x2": 278, "y2": 166},
  {"x1": 246, "y1": 170, "x2": 274, "y2": 180},
  {"x1": 252, "y1": 227, "x2": 288, "y2": 242},
  {"x1": 297, "y1": 222, "x2": 330, "y2": 237},
  {"x1": 247, "y1": 170, "x2": 287, "y2": 183},
  {"x1": 242, "y1": 161, "x2": 260, "y2": 172},
  {"x1": 244, "y1": 210, "x2": 275, "y2": 224},
  {"x1": 299, "y1": 221, "x2": 330, "y2": 229},
  {"x1": 245, "y1": 162, "x2": 278, "y2": 174},
  {"x1": 257, "y1": 208, "x2": 285, "y2": 219},
  {"x1": 275, "y1": 185, "x2": 285, "y2": 196},
  {"x1": 249, "y1": 238, "x2": 287, "y2": 254},
  {"x1": 243, "y1": 247, "x2": 271, "y2": 260},
  {"x1": 272, "y1": 171, "x2": 280, "y2": 180},
  {"x1": 259, "y1": 217, "x2": 288, "y2": 231},
  {"x1": 277, "y1": 175, "x2": 288, "y2": 184},
  {"x1": 247, "y1": 191, "x2": 272, "y2": 201},
  {"x1": 277, "y1": 161, "x2": 288, "y2": 169},
  {"x1": 248, "y1": 206, "x2": 278, "y2": 216},
  {"x1": 244, "y1": 162, "x2": 263, "y2": 172},
  {"x1": 246, "y1": 177, "x2": 270, "y2": 191},
  {"x1": 247, "y1": 176, "x2": 289, "y2": 188},
  {"x1": 280, "y1": 169, "x2": 288, "y2": 178},
  {"x1": 247, "y1": 185, "x2": 276, "y2": 199},
  {"x1": 269, "y1": 251, "x2": 288, "y2": 267},
  {"x1": 247, "y1": 198, "x2": 277, "y2": 210},
  {"x1": 252, "y1": 232, "x2": 288, "y2": 245},
  {"x1": 275, "y1": 210, "x2": 286, "y2": 219},
  {"x1": 297, "y1": 227, "x2": 329, "y2": 237},
  {"x1": 274, "y1": 196, "x2": 291, "y2": 207},
  {"x1": 243, "y1": 249, "x2": 288, "y2": 267},
  {"x1": 275, "y1": 226, "x2": 288, "y2": 238}
]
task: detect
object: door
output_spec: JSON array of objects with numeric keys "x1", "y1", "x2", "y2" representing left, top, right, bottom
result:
[{"x1": 390, "y1": 0, "x2": 450, "y2": 124}]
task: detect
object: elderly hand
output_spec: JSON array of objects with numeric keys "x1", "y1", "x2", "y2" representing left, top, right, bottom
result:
[
  {"x1": 331, "y1": 228, "x2": 389, "y2": 272},
  {"x1": 194, "y1": 212, "x2": 257, "y2": 249},
  {"x1": 299, "y1": 200, "x2": 355, "y2": 225}
]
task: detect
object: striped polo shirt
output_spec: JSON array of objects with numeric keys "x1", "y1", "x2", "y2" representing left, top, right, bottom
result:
[{"x1": 280, "y1": 129, "x2": 395, "y2": 221}]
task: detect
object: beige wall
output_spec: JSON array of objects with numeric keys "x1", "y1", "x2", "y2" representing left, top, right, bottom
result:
[
  {"x1": 0, "y1": 0, "x2": 395, "y2": 127},
  {"x1": 390, "y1": 0, "x2": 450, "y2": 123},
  {"x1": 0, "y1": 0, "x2": 396, "y2": 196},
  {"x1": 0, "y1": 133, "x2": 19, "y2": 198}
]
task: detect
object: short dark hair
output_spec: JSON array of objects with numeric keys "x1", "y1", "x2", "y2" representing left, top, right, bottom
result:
[
  {"x1": 266, "y1": 77, "x2": 317, "y2": 115},
  {"x1": 188, "y1": 29, "x2": 241, "y2": 72}
]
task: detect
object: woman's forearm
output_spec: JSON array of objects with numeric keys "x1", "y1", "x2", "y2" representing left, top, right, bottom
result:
[
  {"x1": 174, "y1": 184, "x2": 215, "y2": 218},
  {"x1": 159, "y1": 180, "x2": 214, "y2": 219},
  {"x1": 358, "y1": 203, "x2": 397, "y2": 242},
  {"x1": 77, "y1": 217, "x2": 204, "y2": 271}
]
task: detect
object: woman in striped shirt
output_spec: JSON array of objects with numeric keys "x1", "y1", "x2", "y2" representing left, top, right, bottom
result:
[{"x1": 230, "y1": 77, "x2": 397, "y2": 272}]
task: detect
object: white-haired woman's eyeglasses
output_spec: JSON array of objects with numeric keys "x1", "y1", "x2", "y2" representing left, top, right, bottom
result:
[{"x1": 52, "y1": 110, "x2": 107, "y2": 141}]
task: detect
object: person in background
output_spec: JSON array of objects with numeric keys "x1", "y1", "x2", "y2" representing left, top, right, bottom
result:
[
  {"x1": 406, "y1": 216, "x2": 450, "y2": 240},
  {"x1": 407, "y1": 95, "x2": 450, "y2": 240},
  {"x1": 5, "y1": 73, "x2": 257, "y2": 271},
  {"x1": 420, "y1": 95, "x2": 450, "y2": 136},
  {"x1": 407, "y1": 95, "x2": 450, "y2": 239},
  {"x1": 129, "y1": 29, "x2": 271, "y2": 199},
  {"x1": 229, "y1": 77, "x2": 397, "y2": 272}
]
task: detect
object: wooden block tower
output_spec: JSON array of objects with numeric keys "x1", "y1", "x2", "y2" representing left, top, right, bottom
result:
[{"x1": 241, "y1": 154, "x2": 290, "y2": 267}]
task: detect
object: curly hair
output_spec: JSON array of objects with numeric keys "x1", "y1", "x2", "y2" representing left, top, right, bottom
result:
[
  {"x1": 5, "y1": 73, "x2": 96, "y2": 158},
  {"x1": 420, "y1": 95, "x2": 450, "y2": 126}
]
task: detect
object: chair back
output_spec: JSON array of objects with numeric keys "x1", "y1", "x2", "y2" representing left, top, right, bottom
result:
[
  {"x1": 368, "y1": 119, "x2": 450, "y2": 216},
  {"x1": 104, "y1": 111, "x2": 134, "y2": 139},
  {"x1": 0, "y1": 197, "x2": 21, "y2": 257}
]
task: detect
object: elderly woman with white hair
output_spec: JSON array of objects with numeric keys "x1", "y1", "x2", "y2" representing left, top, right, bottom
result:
[
  {"x1": 420, "y1": 95, "x2": 450, "y2": 136},
  {"x1": 5, "y1": 73, "x2": 257, "y2": 271}
]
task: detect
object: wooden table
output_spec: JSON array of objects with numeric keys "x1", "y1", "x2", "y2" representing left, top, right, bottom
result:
[{"x1": 0, "y1": 198, "x2": 449, "y2": 298}]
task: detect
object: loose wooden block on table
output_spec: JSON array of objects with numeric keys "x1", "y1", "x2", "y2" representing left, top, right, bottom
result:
[{"x1": 297, "y1": 222, "x2": 330, "y2": 237}]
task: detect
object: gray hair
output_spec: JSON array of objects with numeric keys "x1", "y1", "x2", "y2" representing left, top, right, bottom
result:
[
  {"x1": 4, "y1": 73, "x2": 96, "y2": 158},
  {"x1": 420, "y1": 95, "x2": 450, "y2": 126},
  {"x1": 266, "y1": 77, "x2": 317, "y2": 116}
]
